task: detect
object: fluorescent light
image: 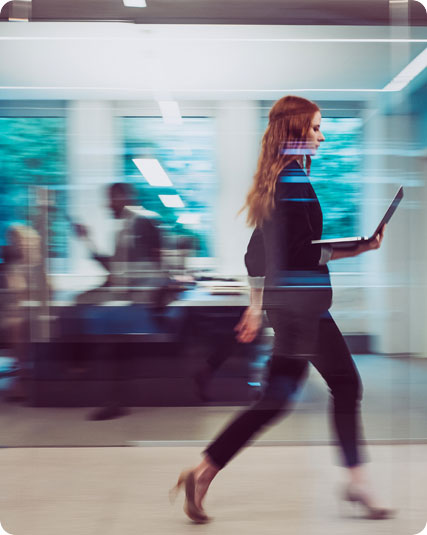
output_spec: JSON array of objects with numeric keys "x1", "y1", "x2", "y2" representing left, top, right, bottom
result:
[
  {"x1": 177, "y1": 214, "x2": 200, "y2": 225},
  {"x1": 132, "y1": 159, "x2": 172, "y2": 187},
  {"x1": 383, "y1": 48, "x2": 427, "y2": 91},
  {"x1": 123, "y1": 0, "x2": 146, "y2": 7},
  {"x1": 159, "y1": 195, "x2": 185, "y2": 208},
  {"x1": 158, "y1": 101, "x2": 183, "y2": 125}
]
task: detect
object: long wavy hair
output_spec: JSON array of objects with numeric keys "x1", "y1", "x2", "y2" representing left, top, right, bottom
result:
[{"x1": 242, "y1": 96, "x2": 320, "y2": 227}]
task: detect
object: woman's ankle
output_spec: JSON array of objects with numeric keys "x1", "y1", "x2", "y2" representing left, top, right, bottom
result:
[
  {"x1": 347, "y1": 464, "x2": 368, "y2": 486},
  {"x1": 195, "y1": 455, "x2": 219, "y2": 477},
  {"x1": 346, "y1": 466, "x2": 381, "y2": 508}
]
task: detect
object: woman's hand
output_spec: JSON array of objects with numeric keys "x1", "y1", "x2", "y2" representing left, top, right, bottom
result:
[
  {"x1": 235, "y1": 305, "x2": 263, "y2": 344},
  {"x1": 331, "y1": 225, "x2": 386, "y2": 261},
  {"x1": 354, "y1": 224, "x2": 386, "y2": 255}
]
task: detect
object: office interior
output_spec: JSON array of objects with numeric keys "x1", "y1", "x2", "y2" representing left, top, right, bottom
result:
[{"x1": 0, "y1": 2, "x2": 427, "y2": 534}]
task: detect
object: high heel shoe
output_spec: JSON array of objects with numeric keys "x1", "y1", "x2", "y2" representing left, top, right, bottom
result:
[
  {"x1": 342, "y1": 485, "x2": 395, "y2": 520},
  {"x1": 169, "y1": 469, "x2": 210, "y2": 524}
]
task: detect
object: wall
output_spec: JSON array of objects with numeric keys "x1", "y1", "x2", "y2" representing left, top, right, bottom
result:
[{"x1": 362, "y1": 90, "x2": 427, "y2": 356}]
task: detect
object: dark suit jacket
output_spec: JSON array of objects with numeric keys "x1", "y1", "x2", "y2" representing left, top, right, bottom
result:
[{"x1": 245, "y1": 160, "x2": 332, "y2": 310}]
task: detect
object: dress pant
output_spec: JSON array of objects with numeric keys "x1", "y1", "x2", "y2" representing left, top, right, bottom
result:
[{"x1": 205, "y1": 309, "x2": 363, "y2": 469}]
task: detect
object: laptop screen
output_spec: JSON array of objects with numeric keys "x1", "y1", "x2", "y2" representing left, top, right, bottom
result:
[{"x1": 372, "y1": 186, "x2": 404, "y2": 237}]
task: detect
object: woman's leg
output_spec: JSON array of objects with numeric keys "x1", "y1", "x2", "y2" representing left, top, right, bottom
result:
[
  {"x1": 205, "y1": 307, "x2": 317, "y2": 469},
  {"x1": 311, "y1": 313, "x2": 392, "y2": 514},
  {"x1": 311, "y1": 312, "x2": 364, "y2": 468},
  {"x1": 205, "y1": 355, "x2": 309, "y2": 469},
  {"x1": 188, "y1": 354, "x2": 308, "y2": 509},
  {"x1": 183, "y1": 308, "x2": 318, "y2": 513}
]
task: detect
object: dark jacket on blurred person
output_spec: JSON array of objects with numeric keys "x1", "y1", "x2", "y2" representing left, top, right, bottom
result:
[{"x1": 95, "y1": 206, "x2": 163, "y2": 288}]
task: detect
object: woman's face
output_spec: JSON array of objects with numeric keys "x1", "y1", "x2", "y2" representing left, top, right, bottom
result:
[{"x1": 306, "y1": 111, "x2": 325, "y2": 154}]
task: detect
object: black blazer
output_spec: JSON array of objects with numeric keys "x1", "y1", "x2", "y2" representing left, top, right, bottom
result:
[{"x1": 245, "y1": 160, "x2": 332, "y2": 308}]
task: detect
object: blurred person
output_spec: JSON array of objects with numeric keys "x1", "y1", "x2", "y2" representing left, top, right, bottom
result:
[
  {"x1": 73, "y1": 181, "x2": 162, "y2": 293},
  {"x1": 72, "y1": 183, "x2": 185, "y2": 420},
  {"x1": 72, "y1": 182, "x2": 163, "y2": 419},
  {"x1": 0, "y1": 224, "x2": 46, "y2": 401},
  {"x1": 171, "y1": 96, "x2": 393, "y2": 523}
]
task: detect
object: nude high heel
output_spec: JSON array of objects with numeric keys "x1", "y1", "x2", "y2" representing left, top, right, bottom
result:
[
  {"x1": 342, "y1": 485, "x2": 395, "y2": 520},
  {"x1": 169, "y1": 469, "x2": 210, "y2": 524}
]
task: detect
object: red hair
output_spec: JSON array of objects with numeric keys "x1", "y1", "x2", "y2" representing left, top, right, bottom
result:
[{"x1": 242, "y1": 95, "x2": 320, "y2": 227}]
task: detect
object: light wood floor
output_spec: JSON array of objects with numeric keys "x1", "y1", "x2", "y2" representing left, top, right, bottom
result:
[{"x1": 0, "y1": 445, "x2": 426, "y2": 535}]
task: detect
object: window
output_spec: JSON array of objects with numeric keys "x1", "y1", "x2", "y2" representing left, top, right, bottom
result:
[
  {"x1": 310, "y1": 117, "x2": 363, "y2": 240},
  {"x1": 0, "y1": 116, "x2": 67, "y2": 266},
  {"x1": 121, "y1": 116, "x2": 217, "y2": 257},
  {"x1": 310, "y1": 117, "x2": 363, "y2": 274}
]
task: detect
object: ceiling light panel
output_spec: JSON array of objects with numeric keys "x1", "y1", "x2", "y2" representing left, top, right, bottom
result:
[
  {"x1": 133, "y1": 158, "x2": 173, "y2": 187},
  {"x1": 177, "y1": 214, "x2": 201, "y2": 225},
  {"x1": 158, "y1": 100, "x2": 183, "y2": 125},
  {"x1": 159, "y1": 195, "x2": 185, "y2": 208},
  {"x1": 123, "y1": 0, "x2": 146, "y2": 7},
  {"x1": 383, "y1": 48, "x2": 427, "y2": 91}
]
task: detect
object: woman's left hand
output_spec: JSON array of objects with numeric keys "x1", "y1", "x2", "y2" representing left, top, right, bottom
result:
[{"x1": 235, "y1": 305, "x2": 263, "y2": 343}]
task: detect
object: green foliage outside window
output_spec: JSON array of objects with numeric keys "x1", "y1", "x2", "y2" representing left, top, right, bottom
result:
[
  {"x1": 310, "y1": 118, "x2": 363, "y2": 239},
  {"x1": 121, "y1": 117, "x2": 217, "y2": 256},
  {"x1": 0, "y1": 117, "x2": 67, "y2": 259}
]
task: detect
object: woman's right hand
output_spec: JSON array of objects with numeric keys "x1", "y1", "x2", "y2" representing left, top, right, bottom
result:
[
  {"x1": 354, "y1": 224, "x2": 386, "y2": 256},
  {"x1": 331, "y1": 225, "x2": 386, "y2": 261}
]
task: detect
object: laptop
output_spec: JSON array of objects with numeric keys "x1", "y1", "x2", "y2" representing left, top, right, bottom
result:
[{"x1": 312, "y1": 185, "x2": 404, "y2": 249}]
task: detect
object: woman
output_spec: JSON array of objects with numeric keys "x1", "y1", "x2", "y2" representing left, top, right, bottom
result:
[
  {"x1": 171, "y1": 96, "x2": 392, "y2": 522},
  {"x1": 0, "y1": 224, "x2": 45, "y2": 400}
]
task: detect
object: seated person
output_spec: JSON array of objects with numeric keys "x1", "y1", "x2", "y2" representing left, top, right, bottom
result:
[{"x1": 0, "y1": 224, "x2": 47, "y2": 400}]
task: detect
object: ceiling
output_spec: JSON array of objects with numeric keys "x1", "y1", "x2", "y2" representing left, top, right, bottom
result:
[
  {"x1": 0, "y1": 22, "x2": 426, "y2": 102},
  {"x1": 1, "y1": 0, "x2": 427, "y2": 25}
]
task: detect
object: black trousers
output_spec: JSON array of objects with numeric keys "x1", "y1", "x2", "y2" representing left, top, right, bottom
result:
[{"x1": 205, "y1": 310, "x2": 363, "y2": 469}]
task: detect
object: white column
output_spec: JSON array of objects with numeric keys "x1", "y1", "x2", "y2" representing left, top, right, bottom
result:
[
  {"x1": 421, "y1": 155, "x2": 427, "y2": 358},
  {"x1": 364, "y1": 110, "x2": 425, "y2": 355},
  {"x1": 66, "y1": 101, "x2": 119, "y2": 275},
  {"x1": 215, "y1": 101, "x2": 261, "y2": 276}
]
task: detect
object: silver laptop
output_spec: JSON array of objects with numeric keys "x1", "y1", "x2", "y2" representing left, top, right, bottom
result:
[{"x1": 312, "y1": 186, "x2": 404, "y2": 249}]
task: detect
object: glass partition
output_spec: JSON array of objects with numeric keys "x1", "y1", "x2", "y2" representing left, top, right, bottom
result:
[
  {"x1": 0, "y1": 117, "x2": 67, "y2": 269},
  {"x1": 121, "y1": 116, "x2": 217, "y2": 257}
]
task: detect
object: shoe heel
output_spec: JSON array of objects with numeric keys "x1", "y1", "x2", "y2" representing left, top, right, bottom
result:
[
  {"x1": 169, "y1": 470, "x2": 189, "y2": 504},
  {"x1": 338, "y1": 491, "x2": 357, "y2": 517},
  {"x1": 341, "y1": 486, "x2": 395, "y2": 520},
  {"x1": 170, "y1": 468, "x2": 211, "y2": 523}
]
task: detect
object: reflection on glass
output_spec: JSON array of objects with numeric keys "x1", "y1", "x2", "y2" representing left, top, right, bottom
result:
[
  {"x1": 121, "y1": 117, "x2": 217, "y2": 257},
  {"x1": 0, "y1": 117, "x2": 67, "y2": 263}
]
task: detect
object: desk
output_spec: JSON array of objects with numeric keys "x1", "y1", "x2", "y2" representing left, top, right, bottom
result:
[{"x1": 29, "y1": 286, "x2": 264, "y2": 407}]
